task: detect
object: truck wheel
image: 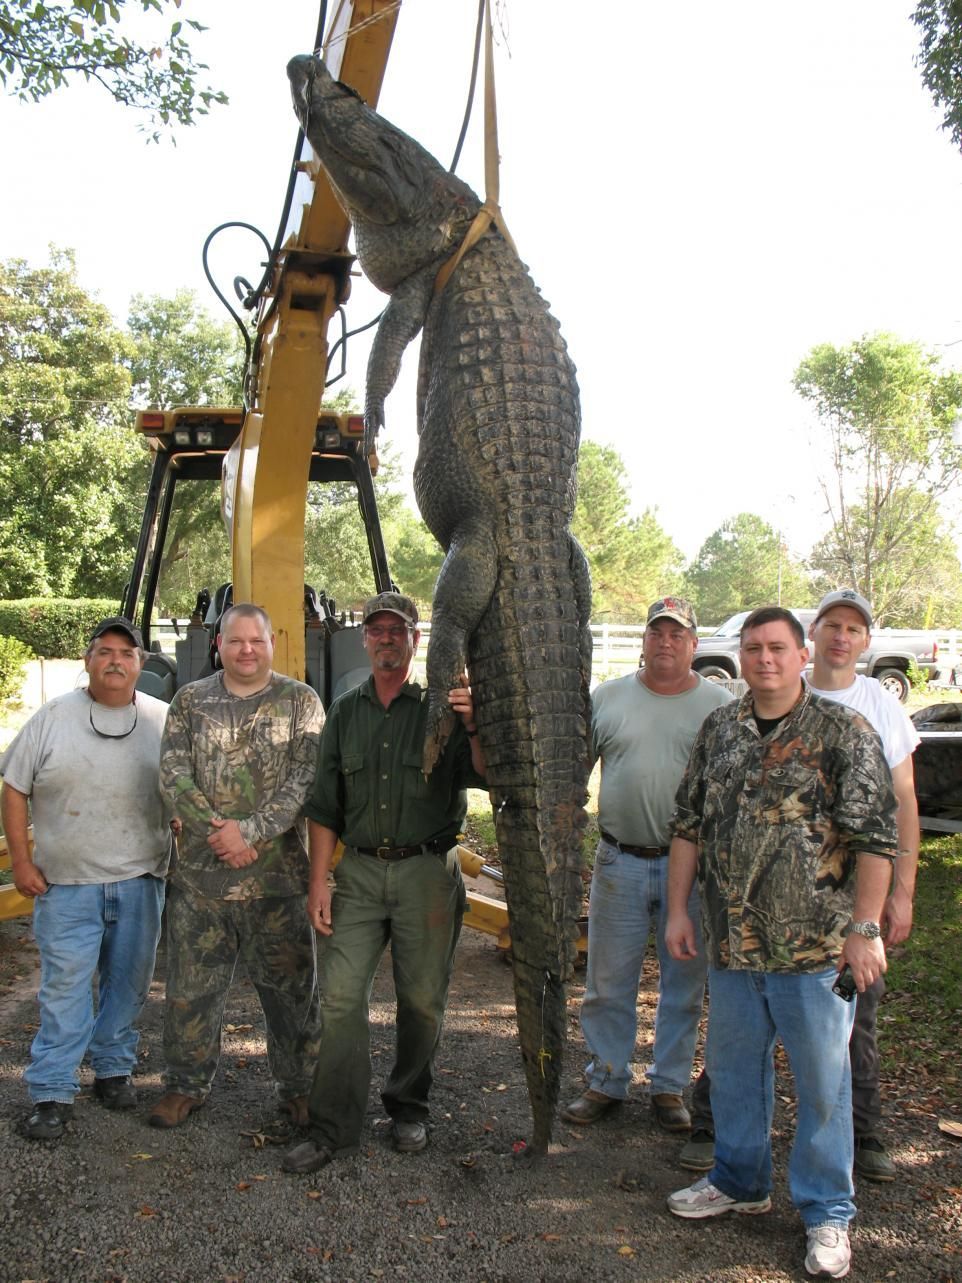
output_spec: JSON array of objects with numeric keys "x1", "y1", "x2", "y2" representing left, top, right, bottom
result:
[
  {"x1": 875, "y1": 668, "x2": 910, "y2": 703},
  {"x1": 697, "y1": 665, "x2": 735, "y2": 683}
]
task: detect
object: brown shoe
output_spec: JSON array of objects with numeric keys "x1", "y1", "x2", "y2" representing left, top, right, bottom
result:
[
  {"x1": 149, "y1": 1091, "x2": 205, "y2": 1129},
  {"x1": 652, "y1": 1093, "x2": 692, "y2": 1133},
  {"x1": 561, "y1": 1090, "x2": 620, "y2": 1125},
  {"x1": 278, "y1": 1095, "x2": 309, "y2": 1128}
]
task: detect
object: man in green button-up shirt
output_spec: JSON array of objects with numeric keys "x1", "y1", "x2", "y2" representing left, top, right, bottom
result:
[{"x1": 283, "y1": 592, "x2": 486, "y2": 1175}]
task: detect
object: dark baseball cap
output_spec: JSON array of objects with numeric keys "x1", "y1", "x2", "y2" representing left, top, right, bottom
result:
[
  {"x1": 362, "y1": 592, "x2": 418, "y2": 627},
  {"x1": 813, "y1": 589, "x2": 872, "y2": 629},
  {"x1": 646, "y1": 596, "x2": 697, "y2": 630},
  {"x1": 90, "y1": 616, "x2": 144, "y2": 649}
]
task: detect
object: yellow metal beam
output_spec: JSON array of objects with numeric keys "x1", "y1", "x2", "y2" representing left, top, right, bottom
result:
[
  {"x1": 230, "y1": 0, "x2": 400, "y2": 678},
  {"x1": 0, "y1": 830, "x2": 34, "y2": 921}
]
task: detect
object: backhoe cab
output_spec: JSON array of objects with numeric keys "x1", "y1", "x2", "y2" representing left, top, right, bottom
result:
[{"x1": 120, "y1": 406, "x2": 391, "y2": 709}]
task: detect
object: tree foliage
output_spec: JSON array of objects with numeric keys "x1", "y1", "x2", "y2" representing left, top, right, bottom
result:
[
  {"x1": 913, "y1": 0, "x2": 962, "y2": 152},
  {"x1": 793, "y1": 332, "x2": 962, "y2": 626},
  {"x1": 0, "y1": 0, "x2": 227, "y2": 139},
  {"x1": 127, "y1": 289, "x2": 244, "y2": 408},
  {"x1": 810, "y1": 488, "x2": 962, "y2": 628},
  {"x1": 685, "y1": 513, "x2": 813, "y2": 626},
  {"x1": 572, "y1": 441, "x2": 684, "y2": 622},
  {"x1": 0, "y1": 248, "x2": 144, "y2": 598}
]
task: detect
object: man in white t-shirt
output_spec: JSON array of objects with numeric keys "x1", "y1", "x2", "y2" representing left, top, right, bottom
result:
[
  {"x1": 0, "y1": 618, "x2": 170, "y2": 1141},
  {"x1": 805, "y1": 588, "x2": 920, "y2": 1184},
  {"x1": 561, "y1": 598, "x2": 732, "y2": 1131}
]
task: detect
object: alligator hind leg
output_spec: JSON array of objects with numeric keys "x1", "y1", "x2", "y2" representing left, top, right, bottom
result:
[{"x1": 422, "y1": 521, "x2": 497, "y2": 774}]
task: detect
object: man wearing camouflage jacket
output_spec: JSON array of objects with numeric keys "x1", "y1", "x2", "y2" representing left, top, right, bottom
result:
[
  {"x1": 151, "y1": 603, "x2": 324, "y2": 1129},
  {"x1": 664, "y1": 606, "x2": 897, "y2": 1281}
]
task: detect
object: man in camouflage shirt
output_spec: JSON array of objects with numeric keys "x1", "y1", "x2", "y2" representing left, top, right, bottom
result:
[
  {"x1": 664, "y1": 607, "x2": 897, "y2": 1281},
  {"x1": 151, "y1": 604, "x2": 324, "y2": 1129}
]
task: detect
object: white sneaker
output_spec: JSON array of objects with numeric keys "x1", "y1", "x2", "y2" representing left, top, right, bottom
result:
[
  {"x1": 805, "y1": 1225, "x2": 851, "y2": 1278},
  {"x1": 667, "y1": 1176, "x2": 772, "y2": 1219}
]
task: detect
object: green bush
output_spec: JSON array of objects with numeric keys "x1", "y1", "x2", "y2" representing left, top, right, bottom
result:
[
  {"x1": 0, "y1": 634, "x2": 35, "y2": 701},
  {"x1": 0, "y1": 599, "x2": 119, "y2": 658}
]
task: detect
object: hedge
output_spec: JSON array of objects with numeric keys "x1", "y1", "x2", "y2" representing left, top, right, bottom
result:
[
  {"x1": 0, "y1": 599, "x2": 120, "y2": 658},
  {"x1": 0, "y1": 635, "x2": 35, "y2": 701}
]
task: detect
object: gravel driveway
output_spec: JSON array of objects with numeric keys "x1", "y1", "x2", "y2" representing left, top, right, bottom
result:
[{"x1": 0, "y1": 893, "x2": 959, "y2": 1283}]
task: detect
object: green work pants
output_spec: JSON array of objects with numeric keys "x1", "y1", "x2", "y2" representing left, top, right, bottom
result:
[{"x1": 307, "y1": 846, "x2": 465, "y2": 1154}]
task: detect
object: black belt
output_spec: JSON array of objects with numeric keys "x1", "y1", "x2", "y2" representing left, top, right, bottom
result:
[
  {"x1": 354, "y1": 839, "x2": 452, "y2": 862},
  {"x1": 601, "y1": 830, "x2": 666, "y2": 859}
]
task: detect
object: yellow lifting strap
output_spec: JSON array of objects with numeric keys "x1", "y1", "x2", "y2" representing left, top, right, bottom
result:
[{"x1": 433, "y1": 0, "x2": 517, "y2": 296}]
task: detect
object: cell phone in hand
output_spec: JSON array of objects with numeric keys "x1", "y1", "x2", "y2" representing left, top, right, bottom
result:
[{"x1": 832, "y1": 965, "x2": 857, "y2": 1002}]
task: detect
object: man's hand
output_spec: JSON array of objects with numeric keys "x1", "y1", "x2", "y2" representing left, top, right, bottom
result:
[
  {"x1": 12, "y1": 859, "x2": 48, "y2": 897},
  {"x1": 881, "y1": 887, "x2": 913, "y2": 946},
  {"x1": 839, "y1": 932, "x2": 886, "y2": 992},
  {"x1": 218, "y1": 847, "x2": 259, "y2": 869},
  {"x1": 207, "y1": 817, "x2": 249, "y2": 858},
  {"x1": 449, "y1": 677, "x2": 476, "y2": 730},
  {"x1": 665, "y1": 912, "x2": 699, "y2": 962},
  {"x1": 308, "y1": 882, "x2": 333, "y2": 936}
]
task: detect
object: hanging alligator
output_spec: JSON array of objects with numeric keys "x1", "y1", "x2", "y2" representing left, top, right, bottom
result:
[{"x1": 288, "y1": 55, "x2": 592, "y2": 1154}]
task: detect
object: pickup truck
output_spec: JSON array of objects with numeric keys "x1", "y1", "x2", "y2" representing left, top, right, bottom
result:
[{"x1": 692, "y1": 608, "x2": 941, "y2": 702}]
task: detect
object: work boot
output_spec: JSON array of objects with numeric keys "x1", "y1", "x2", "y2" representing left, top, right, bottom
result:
[
  {"x1": 149, "y1": 1091, "x2": 205, "y2": 1129},
  {"x1": 652, "y1": 1093, "x2": 692, "y2": 1132},
  {"x1": 854, "y1": 1135, "x2": 896, "y2": 1183},
  {"x1": 282, "y1": 1139, "x2": 335, "y2": 1174},
  {"x1": 22, "y1": 1101, "x2": 73, "y2": 1141},
  {"x1": 561, "y1": 1090, "x2": 621, "y2": 1125},
  {"x1": 94, "y1": 1076, "x2": 137, "y2": 1110},
  {"x1": 679, "y1": 1127, "x2": 715, "y2": 1171},
  {"x1": 278, "y1": 1095, "x2": 309, "y2": 1128}
]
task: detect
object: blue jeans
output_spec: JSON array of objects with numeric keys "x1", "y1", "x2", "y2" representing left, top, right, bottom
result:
[
  {"x1": 26, "y1": 876, "x2": 166, "y2": 1104},
  {"x1": 705, "y1": 965, "x2": 856, "y2": 1229},
  {"x1": 581, "y1": 840, "x2": 706, "y2": 1099},
  {"x1": 307, "y1": 847, "x2": 465, "y2": 1154}
]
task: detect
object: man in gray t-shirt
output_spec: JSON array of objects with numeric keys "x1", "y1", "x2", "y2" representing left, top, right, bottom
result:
[
  {"x1": 0, "y1": 618, "x2": 170, "y2": 1140},
  {"x1": 562, "y1": 597, "x2": 731, "y2": 1136}
]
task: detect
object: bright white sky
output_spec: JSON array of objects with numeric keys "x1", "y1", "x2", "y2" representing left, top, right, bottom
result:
[{"x1": 3, "y1": 0, "x2": 962, "y2": 563}]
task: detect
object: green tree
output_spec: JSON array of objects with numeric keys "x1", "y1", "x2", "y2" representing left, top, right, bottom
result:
[
  {"x1": 810, "y1": 489, "x2": 962, "y2": 628},
  {"x1": 572, "y1": 441, "x2": 684, "y2": 621},
  {"x1": 685, "y1": 513, "x2": 813, "y2": 626},
  {"x1": 793, "y1": 332, "x2": 962, "y2": 625},
  {"x1": 0, "y1": 0, "x2": 227, "y2": 139},
  {"x1": 127, "y1": 289, "x2": 245, "y2": 408},
  {"x1": 913, "y1": 1, "x2": 962, "y2": 152},
  {"x1": 0, "y1": 248, "x2": 145, "y2": 597},
  {"x1": 386, "y1": 505, "x2": 444, "y2": 610}
]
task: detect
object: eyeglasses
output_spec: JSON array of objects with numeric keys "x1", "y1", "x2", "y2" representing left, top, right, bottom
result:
[
  {"x1": 364, "y1": 624, "x2": 411, "y2": 640},
  {"x1": 89, "y1": 699, "x2": 138, "y2": 740}
]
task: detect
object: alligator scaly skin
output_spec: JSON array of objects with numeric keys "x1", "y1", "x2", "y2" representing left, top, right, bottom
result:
[{"x1": 288, "y1": 55, "x2": 592, "y2": 1153}]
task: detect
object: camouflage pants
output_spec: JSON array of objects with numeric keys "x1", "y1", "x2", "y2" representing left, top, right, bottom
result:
[{"x1": 163, "y1": 884, "x2": 321, "y2": 1100}]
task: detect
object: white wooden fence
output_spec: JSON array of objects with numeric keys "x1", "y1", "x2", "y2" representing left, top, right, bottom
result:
[{"x1": 140, "y1": 620, "x2": 962, "y2": 687}]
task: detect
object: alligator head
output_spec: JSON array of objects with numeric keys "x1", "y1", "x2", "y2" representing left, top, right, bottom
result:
[{"x1": 287, "y1": 54, "x2": 481, "y2": 293}]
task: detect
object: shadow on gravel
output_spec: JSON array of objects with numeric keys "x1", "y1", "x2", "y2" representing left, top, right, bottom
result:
[{"x1": 0, "y1": 907, "x2": 959, "y2": 1283}]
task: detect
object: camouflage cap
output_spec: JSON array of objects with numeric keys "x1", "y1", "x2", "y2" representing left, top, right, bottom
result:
[
  {"x1": 362, "y1": 591, "x2": 418, "y2": 627},
  {"x1": 646, "y1": 596, "x2": 697, "y2": 630},
  {"x1": 814, "y1": 588, "x2": 872, "y2": 629},
  {"x1": 90, "y1": 616, "x2": 144, "y2": 649}
]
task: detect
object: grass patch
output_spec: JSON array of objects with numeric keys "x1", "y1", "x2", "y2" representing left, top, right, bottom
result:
[{"x1": 880, "y1": 834, "x2": 962, "y2": 1112}]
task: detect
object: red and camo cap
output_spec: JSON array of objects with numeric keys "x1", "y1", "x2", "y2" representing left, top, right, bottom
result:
[{"x1": 646, "y1": 596, "x2": 697, "y2": 630}]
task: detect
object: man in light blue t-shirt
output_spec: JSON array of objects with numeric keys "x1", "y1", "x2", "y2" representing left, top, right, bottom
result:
[{"x1": 562, "y1": 597, "x2": 731, "y2": 1135}]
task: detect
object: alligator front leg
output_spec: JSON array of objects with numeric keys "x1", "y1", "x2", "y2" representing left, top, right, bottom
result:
[
  {"x1": 364, "y1": 264, "x2": 435, "y2": 454},
  {"x1": 423, "y1": 520, "x2": 498, "y2": 774}
]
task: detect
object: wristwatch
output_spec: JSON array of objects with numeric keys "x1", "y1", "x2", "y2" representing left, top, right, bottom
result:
[{"x1": 846, "y1": 920, "x2": 881, "y2": 940}]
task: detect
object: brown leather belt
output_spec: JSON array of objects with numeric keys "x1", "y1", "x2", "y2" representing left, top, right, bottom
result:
[
  {"x1": 354, "y1": 839, "x2": 451, "y2": 862},
  {"x1": 600, "y1": 830, "x2": 665, "y2": 859}
]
